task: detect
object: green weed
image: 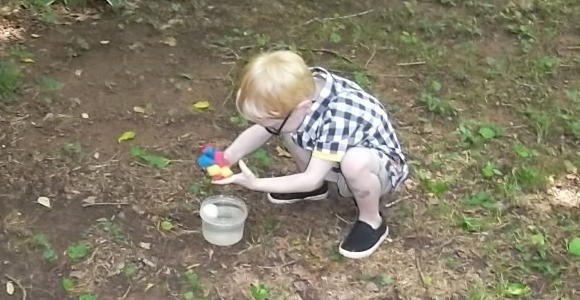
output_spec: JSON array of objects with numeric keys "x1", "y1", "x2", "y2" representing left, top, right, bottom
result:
[
  {"x1": 66, "y1": 241, "x2": 92, "y2": 260},
  {"x1": 61, "y1": 277, "x2": 76, "y2": 292},
  {"x1": 78, "y1": 293, "x2": 97, "y2": 300},
  {"x1": 31, "y1": 233, "x2": 58, "y2": 261},
  {"x1": 250, "y1": 283, "x2": 271, "y2": 300},
  {"x1": 512, "y1": 165, "x2": 548, "y2": 192},
  {"x1": 525, "y1": 107, "x2": 552, "y2": 142},
  {"x1": 37, "y1": 76, "x2": 63, "y2": 91},
  {"x1": 481, "y1": 161, "x2": 502, "y2": 178},
  {"x1": 0, "y1": 62, "x2": 22, "y2": 101}
]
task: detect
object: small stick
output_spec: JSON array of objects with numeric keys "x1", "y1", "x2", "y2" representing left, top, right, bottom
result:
[
  {"x1": 385, "y1": 195, "x2": 412, "y2": 208},
  {"x1": 334, "y1": 213, "x2": 353, "y2": 224},
  {"x1": 304, "y1": 9, "x2": 375, "y2": 25},
  {"x1": 562, "y1": 46, "x2": 580, "y2": 50},
  {"x1": 120, "y1": 285, "x2": 131, "y2": 299},
  {"x1": 365, "y1": 46, "x2": 377, "y2": 68},
  {"x1": 5, "y1": 275, "x2": 26, "y2": 300},
  {"x1": 384, "y1": 198, "x2": 405, "y2": 208},
  {"x1": 82, "y1": 202, "x2": 129, "y2": 208},
  {"x1": 299, "y1": 47, "x2": 353, "y2": 63},
  {"x1": 396, "y1": 61, "x2": 426, "y2": 67}
]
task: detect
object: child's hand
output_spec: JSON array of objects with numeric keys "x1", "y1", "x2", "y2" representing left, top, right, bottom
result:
[{"x1": 212, "y1": 160, "x2": 257, "y2": 189}]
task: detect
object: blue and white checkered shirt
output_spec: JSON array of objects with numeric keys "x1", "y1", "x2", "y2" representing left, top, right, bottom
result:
[{"x1": 292, "y1": 67, "x2": 409, "y2": 190}]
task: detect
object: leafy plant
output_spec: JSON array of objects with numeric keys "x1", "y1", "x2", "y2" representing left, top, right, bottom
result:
[
  {"x1": 512, "y1": 142, "x2": 539, "y2": 158},
  {"x1": 123, "y1": 263, "x2": 138, "y2": 277},
  {"x1": 130, "y1": 146, "x2": 171, "y2": 169},
  {"x1": 536, "y1": 56, "x2": 560, "y2": 75},
  {"x1": 0, "y1": 62, "x2": 22, "y2": 101},
  {"x1": 250, "y1": 283, "x2": 271, "y2": 300},
  {"x1": 251, "y1": 148, "x2": 272, "y2": 167},
  {"x1": 525, "y1": 107, "x2": 552, "y2": 142},
  {"x1": 61, "y1": 277, "x2": 75, "y2": 292},
  {"x1": 482, "y1": 161, "x2": 502, "y2": 178},
  {"x1": 31, "y1": 233, "x2": 58, "y2": 261},
  {"x1": 568, "y1": 237, "x2": 580, "y2": 256},
  {"x1": 478, "y1": 124, "x2": 503, "y2": 140},
  {"x1": 160, "y1": 219, "x2": 175, "y2": 231},
  {"x1": 67, "y1": 241, "x2": 91, "y2": 260},
  {"x1": 353, "y1": 71, "x2": 371, "y2": 91},
  {"x1": 461, "y1": 216, "x2": 482, "y2": 232},
  {"x1": 459, "y1": 123, "x2": 477, "y2": 147},
  {"x1": 63, "y1": 141, "x2": 83, "y2": 158},
  {"x1": 463, "y1": 191, "x2": 500, "y2": 210},
  {"x1": 420, "y1": 178, "x2": 449, "y2": 195},
  {"x1": 78, "y1": 293, "x2": 97, "y2": 300},
  {"x1": 419, "y1": 81, "x2": 454, "y2": 115},
  {"x1": 513, "y1": 165, "x2": 547, "y2": 191}
]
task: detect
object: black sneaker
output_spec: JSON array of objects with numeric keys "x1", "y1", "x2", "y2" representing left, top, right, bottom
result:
[
  {"x1": 267, "y1": 182, "x2": 328, "y2": 204},
  {"x1": 339, "y1": 217, "x2": 389, "y2": 259}
]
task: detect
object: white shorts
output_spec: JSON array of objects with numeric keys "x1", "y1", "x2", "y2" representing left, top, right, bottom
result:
[{"x1": 325, "y1": 148, "x2": 394, "y2": 198}]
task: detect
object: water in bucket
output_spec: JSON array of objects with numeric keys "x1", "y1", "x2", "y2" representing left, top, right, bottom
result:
[{"x1": 200, "y1": 195, "x2": 248, "y2": 246}]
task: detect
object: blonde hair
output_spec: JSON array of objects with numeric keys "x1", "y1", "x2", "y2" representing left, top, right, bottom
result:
[{"x1": 236, "y1": 50, "x2": 315, "y2": 120}]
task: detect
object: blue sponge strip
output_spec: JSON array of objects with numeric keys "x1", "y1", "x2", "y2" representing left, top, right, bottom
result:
[
  {"x1": 201, "y1": 146, "x2": 216, "y2": 157},
  {"x1": 197, "y1": 155, "x2": 215, "y2": 168}
]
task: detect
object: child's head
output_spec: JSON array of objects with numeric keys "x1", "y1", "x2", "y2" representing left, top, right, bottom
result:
[{"x1": 236, "y1": 50, "x2": 314, "y2": 121}]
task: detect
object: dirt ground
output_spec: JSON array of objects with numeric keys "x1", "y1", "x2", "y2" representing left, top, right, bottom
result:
[{"x1": 1, "y1": 0, "x2": 580, "y2": 299}]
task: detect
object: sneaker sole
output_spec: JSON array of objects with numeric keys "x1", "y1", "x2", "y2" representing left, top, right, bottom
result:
[
  {"x1": 338, "y1": 226, "x2": 389, "y2": 259},
  {"x1": 267, "y1": 192, "x2": 328, "y2": 204}
]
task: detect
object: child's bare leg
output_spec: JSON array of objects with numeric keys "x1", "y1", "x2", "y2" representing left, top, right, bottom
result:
[{"x1": 340, "y1": 147, "x2": 383, "y2": 229}]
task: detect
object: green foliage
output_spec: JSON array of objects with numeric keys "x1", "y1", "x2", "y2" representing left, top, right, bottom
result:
[
  {"x1": 463, "y1": 191, "x2": 500, "y2": 210},
  {"x1": 123, "y1": 263, "x2": 138, "y2": 277},
  {"x1": 353, "y1": 71, "x2": 372, "y2": 91},
  {"x1": 482, "y1": 161, "x2": 502, "y2": 178},
  {"x1": 0, "y1": 62, "x2": 22, "y2": 101},
  {"x1": 61, "y1": 277, "x2": 75, "y2": 292},
  {"x1": 512, "y1": 142, "x2": 539, "y2": 158},
  {"x1": 513, "y1": 165, "x2": 547, "y2": 191},
  {"x1": 568, "y1": 237, "x2": 580, "y2": 256},
  {"x1": 31, "y1": 233, "x2": 58, "y2": 261},
  {"x1": 66, "y1": 241, "x2": 91, "y2": 260},
  {"x1": 536, "y1": 56, "x2": 560, "y2": 75},
  {"x1": 461, "y1": 216, "x2": 482, "y2": 232},
  {"x1": 250, "y1": 283, "x2": 271, "y2": 300},
  {"x1": 251, "y1": 148, "x2": 272, "y2": 168},
  {"x1": 130, "y1": 146, "x2": 171, "y2": 169},
  {"x1": 78, "y1": 293, "x2": 97, "y2": 300},
  {"x1": 37, "y1": 76, "x2": 63, "y2": 90},
  {"x1": 63, "y1": 142, "x2": 83, "y2": 158},
  {"x1": 419, "y1": 81, "x2": 455, "y2": 115}
]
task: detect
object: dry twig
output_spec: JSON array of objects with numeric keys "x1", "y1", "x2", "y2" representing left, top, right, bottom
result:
[
  {"x1": 304, "y1": 9, "x2": 375, "y2": 25},
  {"x1": 82, "y1": 202, "x2": 129, "y2": 208},
  {"x1": 365, "y1": 46, "x2": 377, "y2": 68},
  {"x1": 396, "y1": 61, "x2": 426, "y2": 66}
]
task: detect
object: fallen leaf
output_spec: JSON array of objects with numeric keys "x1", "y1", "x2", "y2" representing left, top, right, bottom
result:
[
  {"x1": 6, "y1": 281, "x2": 14, "y2": 295},
  {"x1": 180, "y1": 73, "x2": 193, "y2": 80},
  {"x1": 276, "y1": 146, "x2": 292, "y2": 158},
  {"x1": 75, "y1": 69, "x2": 83, "y2": 77},
  {"x1": 118, "y1": 131, "x2": 136, "y2": 143},
  {"x1": 133, "y1": 106, "x2": 146, "y2": 113},
  {"x1": 81, "y1": 113, "x2": 89, "y2": 119},
  {"x1": 93, "y1": 152, "x2": 100, "y2": 160},
  {"x1": 31, "y1": 33, "x2": 41, "y2": 38},
  {"x1": 37, "y1": 196, "x2": 51, "y2": 208},
  {"x1": 139, "y1": 242, "x2": 151, "y2": 250},
  {"x1": 21, "y1": 58, "x2": 35, "y2": 63},
  {"x1": 192, "y1": 100, "x2": 210, "y2": 110},
  {"x1": 82, "y1": 196, "x2": 97, "y2": 205},
  {"x1": 161, "y1": 36, "x2": 177, "y2": 47},
  {"x1": 99, "y1": 40, "x2": 110, "y2": 45}
]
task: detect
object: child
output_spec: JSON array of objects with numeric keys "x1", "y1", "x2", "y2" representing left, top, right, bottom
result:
[{"x1": 213, "y1": 50, "x2": 409, "y2": 259}]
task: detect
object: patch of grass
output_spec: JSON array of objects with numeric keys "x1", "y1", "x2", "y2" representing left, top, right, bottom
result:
[
  {"x1": 0, "y1": 62, "x2": 22, "y2": 101},
  {"x1": 78, "y1": 293, "x2": 97, "y2": 300},
  {"x1": 37, "y1": 76, "x2": 63, "y2": 91},
  {"x1": 524, "y1": 107, "x2": 553, "y2": 143},
  {"x1": 512, "y1": 165, "x2": 548, "y2": 192},
  {"x1": 96, "y1": 219, "x2": 127, "y2": 241},
  {"x1": 419, "y1": 80, "x2": 455, "y2": 116}
]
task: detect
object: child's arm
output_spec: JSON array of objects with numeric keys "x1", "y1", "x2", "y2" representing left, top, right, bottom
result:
[
  {"x1": 214, "y1": 156, "x2": 335, "y2": 193},
  {"x1": 223, "y1": 124, "x2": 271, "y2": 165}
]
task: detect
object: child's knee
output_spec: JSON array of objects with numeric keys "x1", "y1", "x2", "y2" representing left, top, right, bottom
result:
[{"x1": 340, "y1": 148, "x2": 375, "y2": 180}]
